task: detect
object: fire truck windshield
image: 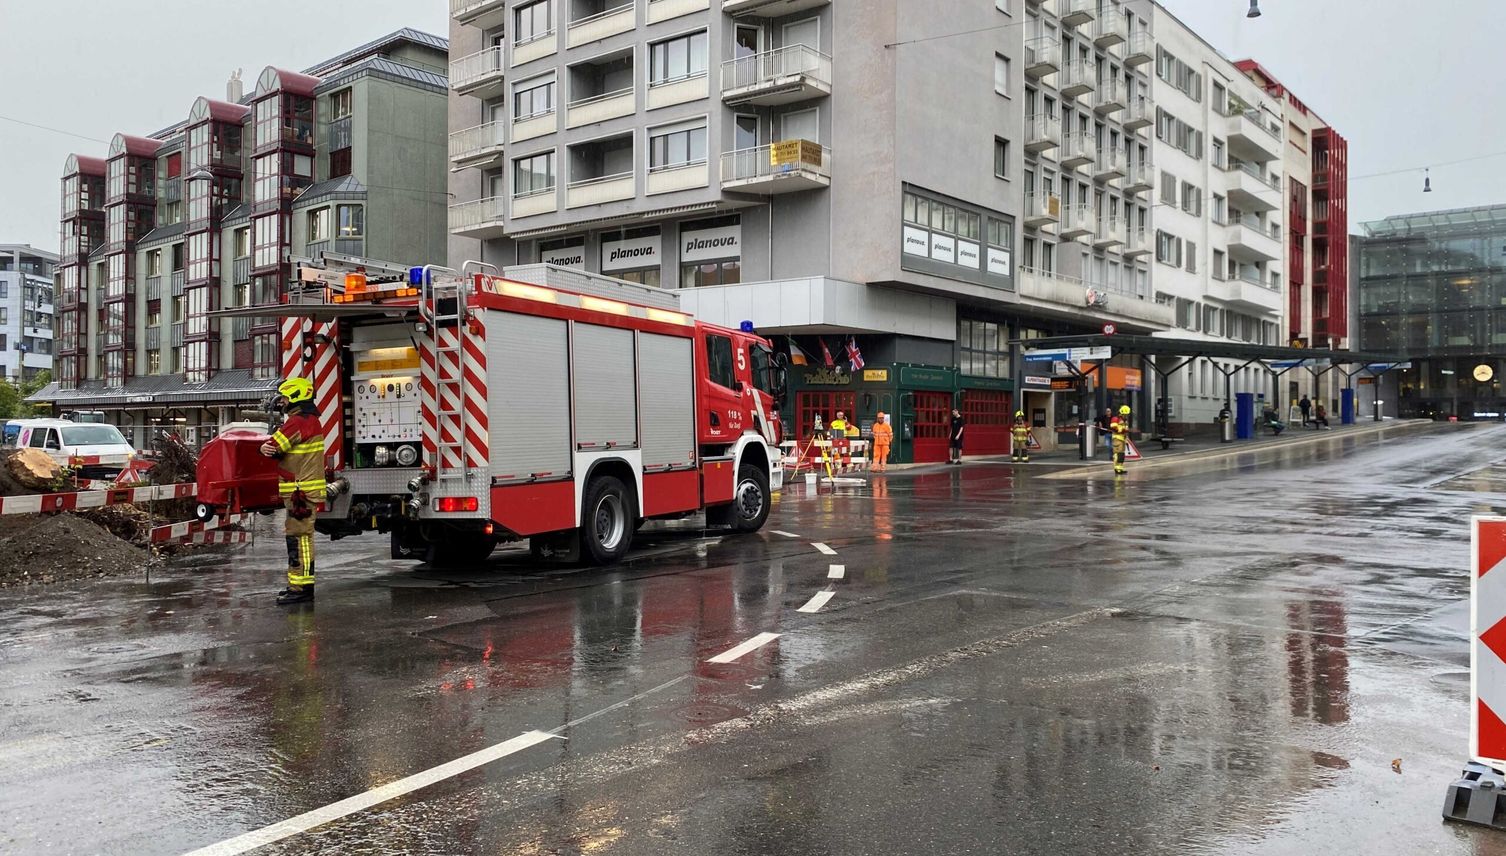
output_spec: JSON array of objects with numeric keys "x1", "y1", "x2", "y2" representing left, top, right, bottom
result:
[{"x1": 751, "y1": 343, "x2": 783, "y2": 398}]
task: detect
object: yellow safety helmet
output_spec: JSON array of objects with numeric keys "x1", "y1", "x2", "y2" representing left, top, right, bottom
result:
[
  {"x1": 1015, "y1": 410, "x2": 1025, "y2": 418},
  {"x1": 278, "y1": 376, "x2": 315, "y2": 405},
  {"x1": 1118, "y1": 405, "x2": 1131, "y2": 415}
]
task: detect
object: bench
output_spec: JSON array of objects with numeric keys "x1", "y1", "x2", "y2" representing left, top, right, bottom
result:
[{"x1": 1146, "y1": 436, "x2": 1184, "y2": 451}]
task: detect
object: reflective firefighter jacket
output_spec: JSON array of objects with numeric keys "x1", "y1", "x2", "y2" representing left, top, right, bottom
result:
[{"x1": 272, "y1": 405, "x2": 327, "y2": 499}]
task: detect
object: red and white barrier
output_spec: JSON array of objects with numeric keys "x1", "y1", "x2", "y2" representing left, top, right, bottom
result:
[
  {"x1": 0, "y1": 482, "x2": 196, "y2": 516},
  {"x1": 1473, "y1": 517, "x2": 1506, "y2": 766},
  {"x1": 150, "y1": 512, "x2": 252, "y2": 543},
  {"x1": 180, "y1": 529, "x2": 253, "y2": 545}
]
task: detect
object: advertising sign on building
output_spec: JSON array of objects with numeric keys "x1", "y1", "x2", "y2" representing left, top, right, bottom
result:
[
  {"x1": 930, "y1": 232, "x2": 955, "y2": 263},
  {"x1": 541, "y1": 242, "x2": 586, "y2": 269},
  {"x1": 681, "y1": 224, "x2": 741, "y2": 263},
  {"x1": 902, "y1": 226, "x2": 928, "y2": 257},
  {"x1": 957, "y1": 241, "x2": 980, "y2": 269},
  {"x1": 987, "y1": 247, "x2": 1010, "y2": 277},
  {"x1": 601, "y1": 234, "x2": 661, "y2": 272},
  {"x1": 770, "y1": 139, "x2": 822, "y2": 168}
]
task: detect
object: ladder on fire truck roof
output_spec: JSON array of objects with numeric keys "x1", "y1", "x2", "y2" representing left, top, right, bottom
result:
[{"x1": 419, "y1": 265, "x2": 471, "y2": 483}]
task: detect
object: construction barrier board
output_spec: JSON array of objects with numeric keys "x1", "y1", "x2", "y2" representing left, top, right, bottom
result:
[
  {"x1": 0, "y1": 483, "x2": 196, "y2": 516},
  {"x1": 1474, "y1": 517, "x2": 1506, "y2": 767},
  {"x1": 150, "y1": 512, "x2": 252, "y2": 543}
]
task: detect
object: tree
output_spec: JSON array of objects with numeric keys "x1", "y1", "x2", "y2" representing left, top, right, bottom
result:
[{"x1": 0, "y1": 370, "x2": 54, "y2": 420}]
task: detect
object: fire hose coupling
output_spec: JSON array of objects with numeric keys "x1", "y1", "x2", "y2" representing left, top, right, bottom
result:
[{"x1": 324, "y1": 477, "x2": 351, "y2": 498}]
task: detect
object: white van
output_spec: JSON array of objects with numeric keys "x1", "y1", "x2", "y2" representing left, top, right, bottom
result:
[{"x1": 10, "y1": 419, "x2": 136, "y2": 479}]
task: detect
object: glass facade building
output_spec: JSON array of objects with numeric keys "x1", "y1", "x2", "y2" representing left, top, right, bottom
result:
[{"x1": 1359, "y1": 205, "x2": 1506, "y2": 419}]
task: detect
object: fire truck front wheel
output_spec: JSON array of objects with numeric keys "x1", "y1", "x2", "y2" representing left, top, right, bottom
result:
[
  {"x1": 728, "y1": 463, "x2": 771, "y2": 533},
  {"x1": 582, "y1": 475, "x2": 635, "y2": 565}
]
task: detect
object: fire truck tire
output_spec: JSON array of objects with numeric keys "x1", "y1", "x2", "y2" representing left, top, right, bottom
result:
[
  {"x1": 728, "y1": 463, "x2": 771, "y2": 532},
  {"x1": 582, "y1": 475, "x2": 634, "y2": 565}
]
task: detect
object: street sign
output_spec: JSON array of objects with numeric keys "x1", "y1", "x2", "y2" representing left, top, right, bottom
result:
[
  {"x1": 1022, "y1": 348, "x2": 1071, "y2": 362},
  {"x1": 1361, "y1": 361, "x2": 1413, "y2": 373},
  {"x1": 1069, "y1": 346, "x2": 1113, "y2": 362},
  {"x1": 1269, "y1": 358, "x2": 1332, "y2": 370},
  {"x1": 1102, "y1": 323, "x2": 1117, "y2": 336},
  {"x1": 1472, "y1": 517, "x2": 1506, "y2": 766}
]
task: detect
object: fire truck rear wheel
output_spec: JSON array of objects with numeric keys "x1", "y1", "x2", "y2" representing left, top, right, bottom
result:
[
  {"x1": 582, "y1": 475, "x2": 634, "y2": 565},
  {"x1": 729, "y1": 464, "x2": 771, "y2": 532}
]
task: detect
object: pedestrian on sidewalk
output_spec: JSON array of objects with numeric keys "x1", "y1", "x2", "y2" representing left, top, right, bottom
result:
[
  {"x1": 949, "y1": 408, "x2": 966, "y2": 465},
  {"x1": 1314, "y1": 403, "x2": 1330, "y2": 429},
  {"x1": 1299, "y1": 395, "x2": 1312, "y2": 427},
  {"x1": 871, "y1": 411, "x2": 893, "y2": 472},
  {"x1": 1096, "y1": 408, "x2": 1113, "y2": 451}
]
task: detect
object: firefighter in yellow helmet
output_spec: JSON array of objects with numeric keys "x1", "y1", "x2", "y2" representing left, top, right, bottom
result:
[
  {"x1": 1010, "y1": 410, "x2": 1031, "y2": 463},
  {"x1": 1110, "y1": 404, "x2": 1131, "y2": 475},
  {"x1": 260, "y1": 376, "x2": 327, "y2": 605}
]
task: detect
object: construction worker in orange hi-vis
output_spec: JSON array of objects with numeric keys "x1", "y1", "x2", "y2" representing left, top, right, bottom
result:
[
  {"x1": 1110, "y1": 404, "x2": 1131, "y2": 475},
  {"x1": 1010, "y1": 410, "x2": 1031, "y2": 463},
  {"x1": 871, "y1": 411, "x2": 893, "y2": 472}
]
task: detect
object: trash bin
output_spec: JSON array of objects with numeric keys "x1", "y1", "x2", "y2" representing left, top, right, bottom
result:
[
  {"x1": 1217, "y1": 408, "x2": 1234, "y2": 443},
  {"x1": 1081, "y1": 422, "x2": 1097, "y2": 459}
]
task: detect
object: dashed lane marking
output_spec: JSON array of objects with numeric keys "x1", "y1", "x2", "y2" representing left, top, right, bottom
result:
[
  {"x1": 770, "y1": 530, "x2": 801, "y2": 539},
  {"x1": 797, "y1": 589, "x2": 836, "y2": 614},
  {"x1": 182, "y1": 730, "x2": 561, "y2": 856},
  {"x1": 828, "y1": 564, "x2": 845, "y2": 580},
  {"x1": 812, "y1": 542, "x2": 838, "y2": 556},
  {"x1": 707, "y1": 632, "x2": 782, "y2": 664}
]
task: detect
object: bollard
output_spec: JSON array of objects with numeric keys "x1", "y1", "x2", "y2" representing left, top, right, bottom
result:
[{"x1": 1443, "y1": 762, "x2": 1506, "y2": 828}]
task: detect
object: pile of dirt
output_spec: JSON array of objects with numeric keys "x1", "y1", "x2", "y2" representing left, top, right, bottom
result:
[
  {"x1": 0, "y1": 513, "x2": 147, "y2": 587},
  {"x1": 0, "y1": 449, "x2": 57, "y2": 496}
]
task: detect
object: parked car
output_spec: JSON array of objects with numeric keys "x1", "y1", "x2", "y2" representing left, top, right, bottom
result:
[{"x1": 9, "y1": 418, "x2": 136, "y2": 479}]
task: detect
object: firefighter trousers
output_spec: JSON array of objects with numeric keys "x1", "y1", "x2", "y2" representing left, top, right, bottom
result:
[
  {"x1": 1111, "y1": 439, "x2": 1127, "y2": 473},
  {"x1": 283, "y1": 493, "x2": 319, "y2": 589},
  {"x1": 1011, "y1": 436, "x2": 1030, "y2": 461}
]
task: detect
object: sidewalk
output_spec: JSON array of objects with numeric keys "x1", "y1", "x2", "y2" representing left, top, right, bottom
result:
[{"x1": 859, "y1": 418, "x2": 1447, "y2": 475}]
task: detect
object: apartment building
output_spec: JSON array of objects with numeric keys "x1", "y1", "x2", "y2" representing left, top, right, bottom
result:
[
  {"x1": 40, "y1": 30, "x2": 450, "y2": 443},
  {"x1": 0, "y1": 245, "x2": 57, "y2": 381}
]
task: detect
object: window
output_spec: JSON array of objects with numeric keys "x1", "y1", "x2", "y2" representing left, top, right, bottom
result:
[
  {"x1": 994, "y1": 137, "x2": 1010, "y2": 179},
  {"x1": 330, "y1": 89, "x2": 352, "y2": 120},
  {"x1": 1212, "y1": 194, "x2": 1226, "y2": 224},
  {"x1": 513, "y1": 152, "x2": 555, "y2": 196},
  {"x1": 1159, "y1": 170, "x2": 1176, "y2": 205},
  {"x1": 328, "y1": 147, "x2": 352, "y2": 179},
  {"x1": 173, "y1": 295, "x2": 186, "y2": 323},
  {"x1": 147, "y1": 304, "x2": 161, "y2": 327},
  {"x1": 336, "y1": 205, "x2": 364, "y2": 238},
  {"x1": 234, "y1": 226, "x2": 250, "y2": 259},
  {"x1": 959, "y1": 319, "x2": 1009, "y2": 378},
  {"x1": 515, "y1": 0, "x2": 554, "y2": 44},
  {"x1": 1213, "y1": 249, "x2": 1226, "y2": 278},
  {"x1": 1155, "y1": 47, "x2": 1202, "y2": 100},
  {"x1": 650, "y1": 31, "x2": 708, "y2": 84},
  {"x1": 147, "y1": 250, "x2": 162, "y2": 277},
  {"x1": 994, "y1": 53, "x2": 1010, "y2": 96},
  {"x1": 308, "y1": 207, "x2": 329, "y2": 242},
  {"x1": 705, "y1": 334, "x2": 735, "y2": 389},
  {"x1": 682, "y1": 260, "x2": 741, "y2": 287},
  {"x1": 1212, "y1": 138, "x2": 1226, "y2": 169},
  {"x1": 1185, "y1": 240, "x2": 1197, "y2": 274},
  {"x1": 987, "y1": 217, "x2": 1013, "y2": 250},
  {"x1": 171, "y1": 243, "x2": 184, "y2": 271},
  {"x1": 514, "y1": 77, "x2": 555, "y2": 119},
  {"x1": 1180, "y1": 181, "x2": 1201, "y2": 216},
  {"x1": 649, "y1": 123, "x2": 708, "y2": 170},
  {"x1": 1155, "y1": 230, "x2": 1182, "y2": 267},
  {"x1": 147, "y1": 350, "x2": 161, "y2": 374}
]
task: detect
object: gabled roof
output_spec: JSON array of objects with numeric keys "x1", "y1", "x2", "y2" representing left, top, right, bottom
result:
[
  {"x1": 64, "y1": 154, "x2": 107, "y2": 176},
  {"x1": 188, "y1": 96, "x2": 251, "y2": 125},
  {"x1": 255, "y1": 66, "x2": 320, "y2": 99},
  {"x1": 108, "y1": 133, "x2": 162, "y2": 158}
]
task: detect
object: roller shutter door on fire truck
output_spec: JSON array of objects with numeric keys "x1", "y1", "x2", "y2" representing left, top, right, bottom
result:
[
  {"x1": 573, "y1": 324, "x2": 638, "y2": 449},
  {"x1": 489, "y1": 313, "x2": 571, "y2": 479},
  {"x1": 638, "y1": 333, "x2": 695, "y2": 468}
]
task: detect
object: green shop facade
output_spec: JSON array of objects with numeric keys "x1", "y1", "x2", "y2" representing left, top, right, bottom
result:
[{"x1": 781, "y1": 362, "x2": 1015, "y2": 464}]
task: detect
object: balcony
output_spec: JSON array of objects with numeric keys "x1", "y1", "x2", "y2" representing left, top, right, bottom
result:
[
  {"x1": 1226, "y1": 216, "x2": 1281, "y2": 262},
  {"x1": 721, "y1": 141, "x2": 831, "y2": 194},
  {"x1": 1122, "y1": 227, "x2": 1150, "y2": 257},
  {"x1": 647, "y1": 161, "x2": 709, "y2": 195},
  {"x1": 567, "y1": 87, "x2": 635, "y2": 128},
  {"x1": 1223, "y1": 159, "x2": 1280, "y2": 212},
  {"x1": 1221, "y1": 105, "x2": 1282, "y2": 161},
  {"x1": 1121, "y1": 158, "x2": 1153, "y2": 194},
  {"x1": 146, "y1": 276, "x2": 162, "y2": 301},
  {"x1": 1213, "y1": 270, "x2": 1284, "y2": 314},
  {"x1": 1092, "y1": 147, "x2": 1125, "y2": 181},
  {"x1": 1059, "y1": 61, "x2": 1095, "y2": 97},
  {"x1": 513, "y1": 188, "x2": 558, "y2": 218},
  {"x1": 722, "y1": 0, "x2": 829, "y2": 15},
  {"x1": 171, "y1": 271, "x2": 185, "y2": 296},
  {"x1": 722, "y1": 44, "x2": 831, "y2": 107},
  {"x1": 162, "y1": 177, "x2": 182, "y2": 204},
  {"x1": 513, "y1": 31, "x2": 558, "y2": 67},
  {"x1": 649, "y1": 0, "x2": 708, "y2": 23},
  {"x1": 1093, "y1": 77, "x2": 1126, "y2": 114},
  {"x1": 1124, "y1": 31, "x2": 1153, "y2": 66},
  {"x1": 231, "y1": 257, "x2": 250, "y2": 285},
  {"x1": 145, "y1": 327, "x2": 161, "y2": 349},
  {"x1": 1024, "y1": 192, "x2": 1061, "y2": 227},
  {"x1": 1122, "y1": 96, "x2": 1153, "y2": 131},
  {"x1": 171, "y1": 323, "x2": 184, "y2": 348},
  {"x1": 568, "y1": 1, "x2": 636, "y2": 49},
  {"x1": 1092, "y1": 12, "x2": 1127, "y2": 47},
  {"x1": 567, "y1": 172, "x2": 636, "y2": 208},
  {"x1": 1017, "y1": 266, "x2": 1173, "y2": 328},
  {"x1": 513, "y1": 109, "x2": 557, "y2": 144},
  {"x1": 450, "y1": 46, "x2": 506, "y2": 99},
  {"x1": 1025, "y1": 37, "x2": 1060, "y2": 79},
  {"x1": 647, "y1": 73, "x2": 708, "y2": 110},
  {"x1": 448, "y1": 196, "x2": 508, "y2": 239},
  {"x1": 1059, "y1": 0, "x2": 1095, "y2": 27},
  {"x1": 449, "y1": 121, "x2": 507, "y2": 168},
  {"x1": 1093, "y1": 217, "x2": 1125, "y2": 249},
  {"x1": 1024, "y1": 114, "x2": 1060, "y2": 153},
  {"x1": 451, "y1": 0, "x2": 508, "y2": 27},
  {"x1": 1058, "y1": 132, "x2": 1094, "y2": 169},
  {"x1": 306, "y1": 238, "x2": 365, "y2": 258},
  {"x1": 1058, "y1": 204, "x2": 1093, "y2": 240}
]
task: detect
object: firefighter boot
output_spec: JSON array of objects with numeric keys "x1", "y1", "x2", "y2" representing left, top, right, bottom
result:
[{"x1": 278, "y1": 536, "x2": 316, "y2": 605}]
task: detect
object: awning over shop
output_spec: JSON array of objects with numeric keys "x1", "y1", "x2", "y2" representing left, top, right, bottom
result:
[
  {"x1": 26, "y1": 369, "x2": 279, "y2": 408},
  {"x1": 1010, "y1": 333, "x2": 1408, "y2": 368}
]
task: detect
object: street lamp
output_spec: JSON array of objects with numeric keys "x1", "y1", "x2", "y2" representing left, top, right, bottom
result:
[{"x1": 1247, "y1": 0, "x2": 1262, "y2": 18}]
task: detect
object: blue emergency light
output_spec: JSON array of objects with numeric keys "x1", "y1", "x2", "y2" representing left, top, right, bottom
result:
[
  {"x1": 408, "y1": 267, "x2": 428, "y2": 286},
  {"x1": 739, "y1": 320, "x2": 755, "y2": 333}
]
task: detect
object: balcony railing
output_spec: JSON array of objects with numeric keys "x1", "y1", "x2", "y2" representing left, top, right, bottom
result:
[
  {"x1": 1059, "y1": 132, "x2": 1094, "y2": 168},
  {"x1": 327, "y1": 116, "x2": 353, "y2": 152},
  {"x1": 1024, "y1": 113, "x2": 1061, "y2": 152},
  {"x1": 1124, "y1": 31, "x2": 1153, "y2": 66},
  {"x1": 1060, "y1": 61, "x2": 1095, "y2": 97},
  {"x1": 450, "y1": 0, "x2": 506, "y2": 20},
  {"x1": 1122, "y1": 96, "x2": 1153, "y2": 130},
  {"x1": 449, "y1": 196, "x2": 508, "y2": 232},
  {"x1": 146, "y1": 276, "x2": 162, "y2": 301},
  {"x1": 1017, "y1": 266, "x2": 1171, "y2": 328},
  {"x1": 162, "y1": 177, "x2": 182, "y2": 203},
  {"x1": 171, "y1": 271, "x2": 185, "y2": 296},
  {"x1": 171, "y1": 323, "x2": 184, "y2": 347},
  {"x1": 231, "y1": 257, "x2": 250, "y2": 285},
  {"x1": 567, "y1": 2, "x2": 636, "y2": 48},
  {"x1": 1024, "y1": 192, "x2": 1060, "y2": 226},
  {"x1": 1092, "y1": 12, "x2": 1127, "y2": 46},
  {"x1": 721, "y1": 44, "x2": 832, "y2": 103},
  {"x1": 1228, "y1": 158, "x2": 1280, "y2": 189},
  {"x1": 450, "y1": 46, "x2": 506, "y2": 92},
  {"x1": 567, "y1": 87, "x2": 635, "y2": 127},
  {"x1": 721, "y1": 141, "x2": 832, "y2": 191},
  {"x1": 449, "y1": 121, "x2": 507, "y2": 162},
  {"x1": 1059, "y1": 0, "x2": 1095, "y2": 26},
  {"x1": 145, "y1": 327, "x2": 160, "y2": 349},
  {"x1": 1024, "y1": 37, "x2": 1060, "y2": 78}
]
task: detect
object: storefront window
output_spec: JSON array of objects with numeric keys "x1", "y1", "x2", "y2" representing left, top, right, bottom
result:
[
  {"x1": 681, "y1": 260, "x2": 740, "y2": 287},
  {"x1": 959, "y1": 319, "x2": 1009, "y2": 378}
]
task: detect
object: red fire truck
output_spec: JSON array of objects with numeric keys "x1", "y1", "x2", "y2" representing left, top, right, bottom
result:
[{"x1": 218, "y1": 257, "x2": 785, "y2": 566}]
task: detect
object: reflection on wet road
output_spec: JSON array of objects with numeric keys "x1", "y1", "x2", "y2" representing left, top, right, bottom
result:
[{"x1": 1, "y1": 423, "x2": 1503, "y2": 855}]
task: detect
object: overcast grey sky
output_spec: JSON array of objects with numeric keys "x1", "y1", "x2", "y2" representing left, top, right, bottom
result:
[{"x1": 0, "y1": 0, "x2": 1500, "y2": 251}]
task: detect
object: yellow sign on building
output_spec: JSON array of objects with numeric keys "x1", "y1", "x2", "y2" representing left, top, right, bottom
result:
[
  {"x1": 770, "y1": 139, "x2": 823, "y2": 168},
  {"x1": 863, "y1": 368, "x2": 890, "y2": 382}
]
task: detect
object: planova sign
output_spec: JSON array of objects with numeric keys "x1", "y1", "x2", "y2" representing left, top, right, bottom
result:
[
  {"x1": 541, "y1": 242, "x2": 585, "y2": 269},
  {"x1": 600, "y1": 234, "x2": 661, "y2": 272},
  {"x1": 681, "y1": 224, "x2": 741, "y2": 263}
]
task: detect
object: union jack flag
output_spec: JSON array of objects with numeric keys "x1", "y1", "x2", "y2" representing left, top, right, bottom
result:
[{"x1": 846, "y1": 337, "x2": 865, "y2": 372}]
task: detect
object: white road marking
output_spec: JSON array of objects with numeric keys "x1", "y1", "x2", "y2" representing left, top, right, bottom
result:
[
  {"x1": 812, "y1": 542, "x2": 837, "y2": 556},
  {"x1": 769, "y1": 530, "x2": 801, "y2": 539},
  {"x1": 182, "y1": 730, "x2": 560, "y2": 856},
  {"x1": 827, "y1": 564, "x2": 845, "y2": 580},
  {"x1": 797, "y1": 589, "x2": 836, "y2": 614},
  {"x1": 707, "y1": 632, "x2": 782, "y2": 664}
]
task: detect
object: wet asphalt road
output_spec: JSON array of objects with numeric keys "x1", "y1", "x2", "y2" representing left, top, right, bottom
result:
[{"x1": 4, "y1": 424, "x2": 1506, "y2": 855}]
